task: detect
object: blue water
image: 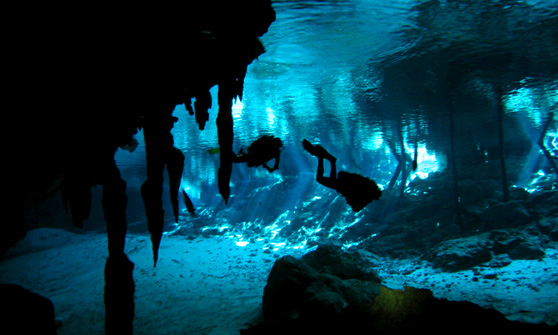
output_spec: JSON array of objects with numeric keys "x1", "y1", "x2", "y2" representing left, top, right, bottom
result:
[
  {"x1": 3, "y1": 1, "x2": 556, "y2": 332},
  {"x1": 112, "y1": 0, "x2": 558, "y2": 253}
]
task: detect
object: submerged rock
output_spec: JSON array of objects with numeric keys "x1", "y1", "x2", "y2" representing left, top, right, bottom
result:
[
  {"x1": 490, "y1": 229, "x2": 546, "y2": 260},
  {"x1": 506, "y1": 237, "x2": 546, "y2": 260},
  {"x1": 528, "y1": 190, "x2": 558, "y2": 218},
  {"x1": 300, "y1": 244, "x2": 381, "y2": 283},
  {"x1": 261, "y1": 246, "x2": 382, "y2": 322},
  {"x1": 243, "y1": 246, "x2": 557, "y2": 335},
  {"x1": 0, "y1": 284, "x2": 57, "y2": 335},
  {"x1": 537, "y1": 217, "x2": 558, "y2": 241},
  {"x1": 424, "y1": 234, "x2": 493, "y2": 272},
  {"x1": 481, "y1": 201, "x2": 533, "y2": 230}
]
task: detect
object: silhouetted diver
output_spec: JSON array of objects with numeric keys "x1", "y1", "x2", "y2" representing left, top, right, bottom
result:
[
  {"x1": 234, "y1": 135, "x2": 283, "y2": 172},
  {"x1": 303, "y1": 139, "x2": 382, "y2": 212}
]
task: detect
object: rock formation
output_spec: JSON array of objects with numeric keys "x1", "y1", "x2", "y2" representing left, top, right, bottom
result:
[
  {"x1": 5, "y1": 2, "x2": 276, "y2": 334},
  {"x1": 243, "y1": 245, "x2": 557, "y2": 335},
  {"x1": 0, "y1": 284, "x2": 57, "y2": 335}
]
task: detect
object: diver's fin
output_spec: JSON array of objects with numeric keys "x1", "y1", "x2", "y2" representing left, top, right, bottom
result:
[{"x1": 302, "y1": 140, "x2": 335, "y2": 161}]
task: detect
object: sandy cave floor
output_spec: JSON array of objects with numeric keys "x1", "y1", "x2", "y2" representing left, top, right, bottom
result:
[{"x1": 0, "y1": 228, "x2": 557, "y2": 334}]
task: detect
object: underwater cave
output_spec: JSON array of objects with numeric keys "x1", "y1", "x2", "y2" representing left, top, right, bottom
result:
[{"x1": 2, "y1": 0, "x2": 558, "y2": 334}]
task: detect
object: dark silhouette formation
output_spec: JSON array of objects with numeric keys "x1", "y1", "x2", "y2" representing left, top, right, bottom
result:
[
  {"x1": 234, "y1": 135, "x2": 283, "y2": 172},
  {"x1": 229, "y1": 136, "x2": 382, "y2": 213},
  {"x1": 0, "y1": 284, "x2": 57, "y2": 335},
  {"x1": 303, "y1": 140, "x2": 382, "y2": 212},
  {"x1": 5, "y1": 2, "x2": 277, "y2": 334},
  {"x1": 12, "y1": 0, "x2": 558, "y2": 334},
  {"x1": 225, "y1": 135, "x2": 383, "y2": 213}
]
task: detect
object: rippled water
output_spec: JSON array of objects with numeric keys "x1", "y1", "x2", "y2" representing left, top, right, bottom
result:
[{"x1": 116, "y1": 0, "x2": 558, "y2": 243}]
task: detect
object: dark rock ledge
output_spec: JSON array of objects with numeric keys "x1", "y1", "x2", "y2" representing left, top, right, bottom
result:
[{"x1": 242, "y1": 245, "x2": 557, "y2": 335}]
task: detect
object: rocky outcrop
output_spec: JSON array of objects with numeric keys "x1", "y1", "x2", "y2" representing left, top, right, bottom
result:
[
  {"x1": 423, "y1": 234, "x2": 493, "y2": 272},
  {"x1": 0, "y1": 284, "x2": 57, "y2": 335},
  {"x1": 6, "y1": 3, "x2": 277, "y2": 334},
  {"x1": 355, "y1": 164, "x2": 558, "y2": 261},
  {"x1": 243, "y1": 245, "x2": 557, "y2": 335},
  {"x1": 261, "y1": 245, "x2": 382, "y2": 322},
  {"x1": 538, "y1": 217, "x2": 558, "y2": 241}
]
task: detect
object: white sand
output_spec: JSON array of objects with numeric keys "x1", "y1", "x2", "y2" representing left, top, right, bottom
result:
[
  {"x1": 0, "y1": 228, "x2": 304, "y2": 335},
  {"x1": 1, "y1": 228, "x2": 556, "y2": 334},
  {"x1": 363, "y1": 248, "x2": 558, "y2": 326}
]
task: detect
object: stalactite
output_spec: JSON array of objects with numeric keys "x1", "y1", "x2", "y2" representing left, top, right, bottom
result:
[
  {"x1": 167, "y1": 147, "x2": 185, "y2": 222},
  {"x1": 496, "y1": 87, "x2": 510, "y2": 203},
  {"x1": 448, "y1": 96, "x2": 463, "y2": 230},
  {"x1": 141, "y1": 105, "x2": 182, "y2": 267},
  {"x1": 5, "y1": 3, "x2": 277, "y2": 334},
  {"x1": 141, "y1": 179, "x2": 164, "y2": 267},
  {"x1": 217, "y1": 81, "x2": 235, "y2": 204},
  {"x1": 193, "y1": 90, "x2": 212, "y2": 131}
]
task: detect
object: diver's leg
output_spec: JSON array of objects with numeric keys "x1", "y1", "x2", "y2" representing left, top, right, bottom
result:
[
  {"x1": 303, "y1": 140, "x2": 336, "y2": 162},
  {"x1": 316, "y1": 157, "x2": 337, "y2": 188},
  {"x1": 302, "y1": 139, "x2": 316, "y2": 155},
  {"x1": 263, "y1": 154, "x2": 280, "y2": 172},
  {"x1": 273, "y1": 153, "x2": 280, "y2": 170},
  {"x1": 328, "y1": 157, "x2": 337, "y2": 179},
  {"x1": 316, "y1": 157, "x2": 325, "y2": 182}
]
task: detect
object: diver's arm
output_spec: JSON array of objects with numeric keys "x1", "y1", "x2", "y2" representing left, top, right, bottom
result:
[
  {"x1": 316, "y1": 157, "x2": 338, "y2": 190},
  {"x1": 263, "y1": 153, "x2": 280, "y2": 172},
  {"x1": 233, "y1": 149, "x2": 249, "y2": 163},
  {"x1": 271, "y1": 153, "x2": 280, "y2": 171},
  {"x1": 263, "y1": 162, "x2": 276, "y2": 172}
]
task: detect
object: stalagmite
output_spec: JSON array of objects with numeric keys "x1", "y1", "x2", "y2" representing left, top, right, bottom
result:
[
  {"x1": 102, "y1": 154, "x2": 134, "y2": 335},
  {"x1": 104, "y1": 254, "x2": 134, "y2": 335}
]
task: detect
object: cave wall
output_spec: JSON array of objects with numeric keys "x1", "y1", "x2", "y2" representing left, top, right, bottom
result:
[
  {"x1": 4, "y1": 3, "x2": 276, "y2": 333},
  {"x1": 4, "y1": 1, "x2": 276, "y2": 255}
]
